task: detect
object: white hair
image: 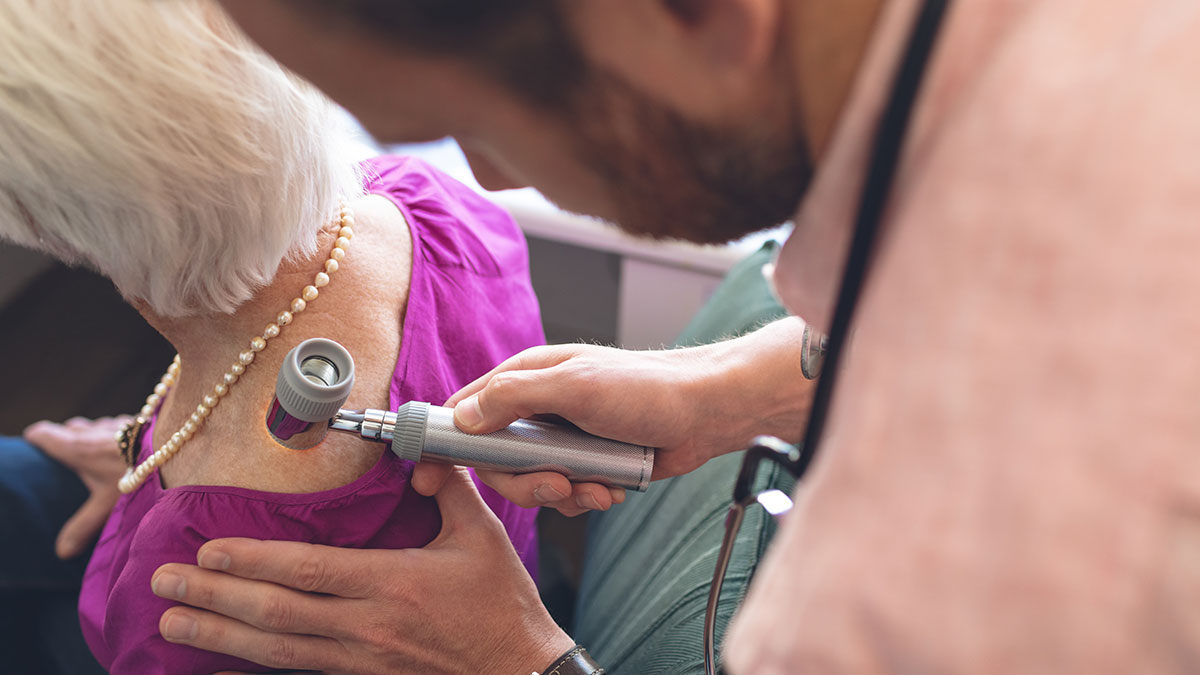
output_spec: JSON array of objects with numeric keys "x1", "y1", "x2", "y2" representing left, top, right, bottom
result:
[{"x1": 0, "y1": 0, "x2": 364, "y2": 316}]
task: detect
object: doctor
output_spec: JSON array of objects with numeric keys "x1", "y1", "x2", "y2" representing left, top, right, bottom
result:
[{"x1": 149, "y1": 0, "x2": 1200, "y2": 672}]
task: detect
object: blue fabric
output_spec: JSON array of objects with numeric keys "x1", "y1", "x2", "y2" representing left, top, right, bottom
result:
[{"x1": 0, "y1": 436, "x2": 106, "y2": 674}]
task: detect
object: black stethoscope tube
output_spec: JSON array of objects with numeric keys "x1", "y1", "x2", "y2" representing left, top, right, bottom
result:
[{"x1": 794, "y1": 0, "x2": 954, "y2": 478}]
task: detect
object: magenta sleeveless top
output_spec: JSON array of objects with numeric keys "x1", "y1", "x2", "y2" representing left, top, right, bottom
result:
[{"x1": 79, "y1": 156, "x2": 545, "y2": 674}]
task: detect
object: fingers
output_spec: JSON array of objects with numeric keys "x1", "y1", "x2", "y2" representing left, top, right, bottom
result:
[
  {"x1": 409, "y1": 461, "x2": 453, "y2": 497},
  {"x1": 474, "y1": 469, "x2": 572, "y2": 509},
  {"x1": 190, "y1": 538, "x2": 381, "y2": 597},
  {"x1": 454, "y1": 364, "x2": 588, "y2": 434},
  {"x1": 152, "y1": 563, "x2": 343, "y2": 638},
  {"x1": 22, "y1": 420, "x2": 69, "y2": 454},
  {"x1": 428, "y1": 467, "x2": 503, "y2": 539},
  {"x1": 158, "y1": 605, "x2": 345, "y2": 672},
  {"x1": 23, "y1": 418, "x2": 121, "y2": 463},
  {"x1": 415, "y1": 463, "x2": 626, "y2": 516},
  {"x1": 443, "y1": 345, "x2": 577, "y2": 409},
  {"x1": 475, "y1": 470, "x2": 626, "y2": 515},
  {"x1": 56, "y1": 492, "x2": 116, "y2": 559}
]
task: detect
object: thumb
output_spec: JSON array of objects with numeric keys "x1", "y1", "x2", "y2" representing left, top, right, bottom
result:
[
  {"x1": 453, "y1": 368, "x2": 569, "y2": 434},
  {"x1": 409, "y1": 461, "x2": 454, "y2": 497},
  {"x1": 57, "y1": 492, "x2": 114, "y2": 559},
  {"x1": 429, "y1": 468, "x2": 504, "y2": 545}
]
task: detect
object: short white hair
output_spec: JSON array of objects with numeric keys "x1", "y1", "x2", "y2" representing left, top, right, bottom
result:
[{"x1": 0, "y1": 0, "x2": 364, "y2": 316}]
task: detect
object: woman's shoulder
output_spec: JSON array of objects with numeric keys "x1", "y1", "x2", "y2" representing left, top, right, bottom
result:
[{"x1": 361, "y1": 154, "x2": 530, "y2": 278}]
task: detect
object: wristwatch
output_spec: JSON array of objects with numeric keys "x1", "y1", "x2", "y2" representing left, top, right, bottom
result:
[{"x1": 533, "y1": 645, "x2": 605, "y2": 675}]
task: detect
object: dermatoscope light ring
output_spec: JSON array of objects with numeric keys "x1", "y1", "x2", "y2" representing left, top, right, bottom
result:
[{"x1": 274, "y1": 338, "x2": 356, "y2": 423}]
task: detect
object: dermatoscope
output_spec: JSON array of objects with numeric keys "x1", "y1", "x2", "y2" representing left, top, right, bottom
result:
[{"x1": 265, "y1": 338, "x2": 654, "y2": 491}]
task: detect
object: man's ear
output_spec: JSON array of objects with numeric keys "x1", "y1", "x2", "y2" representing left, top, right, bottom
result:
[{"x1": 565, "y1": 0, "x2": 784, "y2": 120}]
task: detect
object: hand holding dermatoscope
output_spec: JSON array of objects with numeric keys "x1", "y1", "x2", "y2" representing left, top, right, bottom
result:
[{"x1": 265, "y1": 338, "x2": 654, "y2": 491}]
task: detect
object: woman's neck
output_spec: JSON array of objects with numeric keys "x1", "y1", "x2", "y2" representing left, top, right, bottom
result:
[{"x1": 136, "y1": 194, "x2": 414, "y2": 491}]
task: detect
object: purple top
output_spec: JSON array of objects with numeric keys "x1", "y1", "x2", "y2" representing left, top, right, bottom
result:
[{"x1": 79, "y1": 156, "x2": 545, "y2": 674}]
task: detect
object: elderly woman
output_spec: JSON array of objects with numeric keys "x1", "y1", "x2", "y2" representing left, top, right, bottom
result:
[{"x1": 0, "y1": 0, "x2": 546, "y2": 672}]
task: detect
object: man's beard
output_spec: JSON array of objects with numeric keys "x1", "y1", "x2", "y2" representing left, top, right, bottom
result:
[{"x1": 565, "y1": 70, "x2": 813, "y2": 245}]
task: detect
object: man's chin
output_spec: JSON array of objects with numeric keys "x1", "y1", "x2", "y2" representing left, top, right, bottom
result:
[{"x1": 612, "y1": 211, "x2": 786, "y2": 246}]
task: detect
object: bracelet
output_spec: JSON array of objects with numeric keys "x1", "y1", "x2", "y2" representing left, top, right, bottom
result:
[
  {"x1": 800, "y1": 323, "x2": 828, "y2": 380},
  {"x1": 533, "y1": 645, "x2": 605, "y2": 675}
]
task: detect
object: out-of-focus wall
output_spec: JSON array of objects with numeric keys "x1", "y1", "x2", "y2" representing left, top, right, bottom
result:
[{"x1": 0, "y1": 243, "x2": 52, "y2": 308}]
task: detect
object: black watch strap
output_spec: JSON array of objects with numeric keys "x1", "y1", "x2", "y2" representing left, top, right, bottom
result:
[{"x1": 535, "y1": 645, "x2": 605, "y2": 675}]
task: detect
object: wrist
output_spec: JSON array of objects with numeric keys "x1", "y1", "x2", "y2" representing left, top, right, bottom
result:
[
  {"x1": 496, "y1": 620, "x2": 574, "y2": 675},
  {"x1": 698, "y1": 317, "x2": 812, "y2": 453},
  {"x1": 535, "y1": 645, "x2": 606, "y2": 675}
]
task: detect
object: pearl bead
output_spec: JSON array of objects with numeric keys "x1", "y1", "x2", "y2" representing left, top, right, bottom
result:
[{"x1": 122, "y1": 204, "x2": 353, "y2": 495}]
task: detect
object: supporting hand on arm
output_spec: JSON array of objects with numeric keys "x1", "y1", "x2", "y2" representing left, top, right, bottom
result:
[
  {"x1": 411, "y1": 317, "x2": 813, "y2": 516},
  {"x1": 152, "y1": 468, "x2": 573, "y2": 675}
]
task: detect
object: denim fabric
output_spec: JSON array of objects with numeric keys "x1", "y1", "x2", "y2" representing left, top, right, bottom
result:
[{"x1": 0, "y1": 436, "x2": 105, "y2": 675}]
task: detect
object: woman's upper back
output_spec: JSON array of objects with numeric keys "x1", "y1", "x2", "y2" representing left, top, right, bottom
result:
[{"x1": 81, "y1": 156, "x2": 545, "y2": 674}]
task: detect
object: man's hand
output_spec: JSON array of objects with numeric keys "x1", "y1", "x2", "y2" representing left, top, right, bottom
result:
[
  {"x1": 23, "y1": 415, "x2": 130, "y2": 559},
  {"x1": 412, "y1": 318, "x2": 813, "y2": 516},
  {"x1": 152, "y1": 468, "x2": 574, "y2": 675}
]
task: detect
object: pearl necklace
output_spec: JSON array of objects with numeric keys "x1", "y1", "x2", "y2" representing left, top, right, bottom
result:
[{"x1": 116, "y1": 204, "x2": 355, "y2": 494}]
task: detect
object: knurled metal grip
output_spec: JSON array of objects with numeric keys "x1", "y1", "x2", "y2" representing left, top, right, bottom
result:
[{"x1": 390, "y1": 402, "x2": 653, "y2": 491}]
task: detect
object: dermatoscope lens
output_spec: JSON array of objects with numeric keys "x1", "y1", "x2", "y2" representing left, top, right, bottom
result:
[
  {"x1": 300, "y1": 355, "x2": 339, "y2": 387},
  {"x1": 268, "y1": 338, "x2": 355, "y2": 449}
]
